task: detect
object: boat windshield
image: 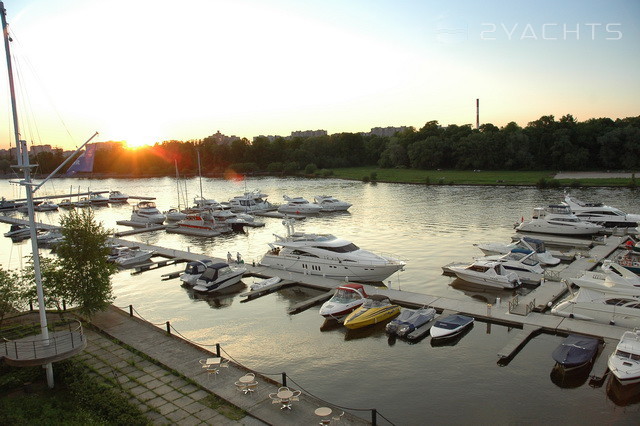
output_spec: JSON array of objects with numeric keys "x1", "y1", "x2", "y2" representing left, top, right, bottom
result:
[
  {"x1": 331, "y1": 288, "x2": 362, "y2": 303},
  {"x1": 321, "y1": 243, "x2": 359, "y2": 253},
  {"x1": 362, "y1": 298, "x2": 389, "y2": 308},
  {"x1": 615, "y1": 349, "x2": 640, "y2": 361}
]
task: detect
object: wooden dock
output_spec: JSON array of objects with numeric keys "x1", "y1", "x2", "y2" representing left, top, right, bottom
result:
[
  {"x1": 497, "y1": 325, "x2": 542, "y2": 359},
  {"x1": 114, "y1": 225, "x2": 166, "y2": 236}
]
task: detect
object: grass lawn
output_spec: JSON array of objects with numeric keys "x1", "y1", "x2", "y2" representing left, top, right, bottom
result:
[{"x1": 328, "y1": 167, "x2": 637, "y2": 187}]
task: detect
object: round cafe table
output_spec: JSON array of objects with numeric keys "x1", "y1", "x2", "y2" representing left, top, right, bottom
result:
[
  {"x1": 239, "y1": 375, "x2": 254, "y2": 383},
  {"x1": 315, "y1": 407, "x2": 332, "y2": 425},
  {"x1": 277, "y1": 389, "x2": 294, "y2": 410}
]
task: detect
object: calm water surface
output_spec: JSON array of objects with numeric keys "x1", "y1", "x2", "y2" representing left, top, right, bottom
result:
[{"x1": 2, "y1": 177, "x2": 640, "y2": 424}]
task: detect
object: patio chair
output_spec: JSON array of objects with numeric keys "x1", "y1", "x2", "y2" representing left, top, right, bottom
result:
[
  {"x1": 245, "y1": 381, "x2": 258, "y2": 394},
  {"x1": 278, "y1": 386, "x2": 290, "y2": 393},
  {"x1": 235, "y1": 381, "x2": 247, "y2": 393},
  {"x1": 332, "y1": 411, "x2": 345, "y2": 423},
  {"x1": 290, "y1": 390, "x2": 301, "y2": 401},
  {"x1": 269, "y1": 393, "x2": 281, "y2": 405},
  {"x1": 206, "y1": 365, "x2": 219, "y2": 379},
  {"x1": 219, "y1": 358, "x2": 230, "y2": 369}
]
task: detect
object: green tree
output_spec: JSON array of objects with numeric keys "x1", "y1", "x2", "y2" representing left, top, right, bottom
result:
[
  {"x1": 0, "y1": 267, "x2": 25, "y2": 326},
  {"x1": 54, "y1": 209, "x2": 117, "y2": 318}
]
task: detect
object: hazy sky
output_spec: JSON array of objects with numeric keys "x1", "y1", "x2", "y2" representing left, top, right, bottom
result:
[{"x1": 1, "y1": 0, "x2": 638, "y2": 149}]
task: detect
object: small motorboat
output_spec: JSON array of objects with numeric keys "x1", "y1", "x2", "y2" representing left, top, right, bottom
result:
[
  {"x1": 58, "y1": 199, "x2": 75, "y2": 209},
  {"x1": 193, "y1": 262, "x2": 246, "y2": 292},
  {"x1": 179, "y1": 259, "x2": 216, "y2": 286},
  {"x1": 108, "y1": 190, "x2": 129, "y2": 203},
  {"x1": 108, "y1": 246, "x2": 154, "y2": 267},
  {"x1": 36, "y1": 229, "x2": 65, "y2": 246},
  {"x1": 89, "y1": 192, "x2": 109, "y2": 205},
  {"x1": 447, "y1": 259, "x2": 521, "y2": 289},
  {"x1": 343, "y1": 294, "x2": 400, "y2": 330},
  {"x1": 386, "y1": 307, "x2": 436, "y2": 337},
  {"x1": 164, "y1": 208, "x2": 187, "y2": 222},
  {"x1": 312, "y1": 195, "x2": 352, "y2": 212},
  {"x1": 475, "y1": 236, "x2": 561, "y2": 266},
  {"x1": 278, "y1": 195, "x2": 322, "y2": 215},
  {"x1": 319, "y1": 283, "x2": 369, "y2": 322},
  {"x1": 608, "y1": 330, "x2": 640, "y2": 385},
  {"x1": 4, "y1": 224, "x2": 32, "y2": 240},
  {"x1": 551, "y1": 334, "x2": 600, "y2": 370},
  {"x1": 130, "y1": 201, "x2": 165, "y2": 224},
  {"x1": 33, "y1": 199, "x2": 59, "y2": 212},
  {"x1": 430, "y1": 314, "x2": 474, "y2": 339},
  {"x1": 250, "y1": 276, "x2": 281, "y2": 291}
]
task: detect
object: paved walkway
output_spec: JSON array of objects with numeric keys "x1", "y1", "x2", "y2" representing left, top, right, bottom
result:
[{"x1": 87, "y1": 305, "x2": 370, "y2": 426}]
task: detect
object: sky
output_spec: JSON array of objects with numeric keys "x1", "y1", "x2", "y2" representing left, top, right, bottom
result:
[{"x1": 0, "y1": 0, "x2": 638, "y2": 150}]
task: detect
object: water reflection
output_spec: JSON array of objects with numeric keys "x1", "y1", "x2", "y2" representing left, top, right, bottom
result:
[
  {"x1": 606, "y1": 375, "x2": 640, "y2": 406},
  {"x1": 183, "y1": 281, "x2": 246, "y2": 309},
  {"x1": 549, "y1": 363, "x2": 592, "y2": 389}
]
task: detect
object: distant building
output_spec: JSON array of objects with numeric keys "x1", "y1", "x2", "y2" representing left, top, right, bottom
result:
[
  {"x1": 364, "y1": 126, "x2": 411, "y2": 137},
  {"x1": 206, "y1": 130, "x2": 240, "y2": 145},
  {"x1": 253, "y1": 135, "x2": 280, "y2": 142},
  {"x1": 29, "y1": 144, "x2": 53, "y2": 155},
  {"x1": 290, "y1": 130, "x2": 327, "y2": 138}
]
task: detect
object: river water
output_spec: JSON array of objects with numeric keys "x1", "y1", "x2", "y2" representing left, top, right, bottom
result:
[{"x1": 1, "y1": 177, "x2": 639, "y2": 424}]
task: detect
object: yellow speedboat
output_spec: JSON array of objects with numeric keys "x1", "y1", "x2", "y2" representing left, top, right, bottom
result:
[{"x1": 343, "y1": 295, "x2": 400, "y2": 329}]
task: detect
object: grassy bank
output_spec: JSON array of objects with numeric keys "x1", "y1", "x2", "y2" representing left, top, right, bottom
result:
[{"x1": 328, "y1": 167, "x2": 637, "y2": 187}]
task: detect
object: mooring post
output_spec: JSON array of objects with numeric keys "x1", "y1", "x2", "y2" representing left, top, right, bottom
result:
[
  {"x1": 282, "y1": 372, "x2": 287, "y2": 387},
  {"x1": 216, "y1": 343, "x2": 221, "y2": 357},
  {"x1": 129, "y1": 305, "x2": 133, "y2": 317},
  {"x1": 29, "y1": 300, "x2": 33, "y2": 311},
  {"x1": 62, "y1": 300, "x2": 66, "y2": 311},
  {"x1": 166, "y1": 321, "x2": 171, "y2": 334},
  {"x1": 372, "y1": 408, "x2": 377, "y2": 425}
]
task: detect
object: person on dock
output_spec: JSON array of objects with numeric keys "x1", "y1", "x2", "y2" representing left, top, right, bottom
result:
[
  {"x1": 236, "y1": 252, "x2": 244, "y2": 264},
  {"x1": 227, "y1": 252, "x2": 233, "y2": 264}
]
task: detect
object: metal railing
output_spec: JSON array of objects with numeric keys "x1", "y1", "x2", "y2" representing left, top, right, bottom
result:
[{"x1": 1, "y1": 319, "x2": 84, "y2": 360}]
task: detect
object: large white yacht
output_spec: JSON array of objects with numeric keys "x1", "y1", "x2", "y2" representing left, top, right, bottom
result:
[
  {"x1": 228, "y1": 190, "x2": 277, "y2": 213},
  {"x1": 313, "y1": 195, "x2": 352, "y2": 212},
  {"x1": 608, "y1": 330, "x2": 640, "y2": 385},
  {"x1": 446, "y1": 259, "x2": 521, "y2": 289},
  {"x1": 515, "y1": 204, "x2": 603, "y2": 236},
  {"x1": 130, "y1": 201, "x2": 166, "y2": 224},
  {"x1": 259, "y1": 220, "x2": 405, "y2": 282},
  {"x1": 564, "y1": 194, "x2": 640, "y2": 228},
  {"x1": 551, "y1": 262, "x2": 640, "y2": 328},
  {"x1": 278, "y1": 195, "x2": 322, "y2": 214}
]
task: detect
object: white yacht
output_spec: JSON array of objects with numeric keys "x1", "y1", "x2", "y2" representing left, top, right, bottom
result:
[
  {"x1": 130, "y1": 201, "x2": 166, "y2": 224},
  {"x1": 193, "y1": 262, "x2": 246, "y2": 292},
  {"x1": 163, "y1": 208, "x2": 187, "y2": 222},
  {"x1": 108, "y1": 190, "x2": 129, "y2": 203},
  {"x1": 278, "y1": 195, "x2": 322, "y2": 215},
  {"x1": 228, "y1": 190, "x2": 277, "y2": 213},
  {"x1": 33, "y1": 199, "x2": 59, "y2": 212},
  {"x1": 180, "y1": 259, "x2": 216, "y2": 286},
  {"x1": 319, "y1": 283, "x2": 369, "y2": 321},
  {"x1": 608, "y1": 330, "x2": 640, "y2": 385},
  {"x1": 474, "y1": 236, "x2": 561, "y2": 266},
  {"x1": 515, "y1": 204, "x2": 603, "y2": 236},
  {"x1": 446, "y1": 259, "x2": 521, "y2": 289},
  {"x1": 564, "y1": 194, "x2": 640, "y2": 228},
  {"x1": 108, "y1": 246, "x2": 154, "y2": 267},
  {"x1": 89, "y1": 192, "x2": 109, "y2": 205},
  {"x1": 259, "y1": 220, "x2": 405, "y2": 282},
  {"x1": 482, "y1": 249, "x2": 545, "y2": 281},
  {"x1": 313, "y1": 195, "x2": 352, "y2": 212},
  {"x1": 166, "y1": 213, "x2": 230, "y2": 237}
]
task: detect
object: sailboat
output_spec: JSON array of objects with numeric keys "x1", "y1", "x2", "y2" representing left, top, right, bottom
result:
[{"x1": 164, "y1": 160, "x2": 187, "y2": 222}]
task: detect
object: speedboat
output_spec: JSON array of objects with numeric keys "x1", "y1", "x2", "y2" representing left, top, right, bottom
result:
[
  {"x1": 516, "y1": 205, "x2": 603, "y2": 236},
  {"x1": 342, "y1": 295, "x2": 400, "y2": 329},
  {"x1": 193, "y1": 262, "x2": 246, "y2": 292},
  {"x1": 430, "y1": 314, "x2": 474, "y2": 339},
  {"x1": 259, "y1": 219, "x2": 405, "y2": 282},
  {"x1": 313, "y1": 195, "x2": 352, "y2": 212},
  {"x1": 4, "y1": 224, "x2": 32, "y2": 239},
  {"x1": 58, "y1": 199, "x2": 75, "y2": 209},
  {"x1": 482, "y1": 249, "x2": 545, "y2": 281},
  {"x1": 278, "y1": 195, "x2": 322, "y2": 215},
  {"x1": 208, "y1": 208, "x2": 261, "y2": 232},
  {"x1": 250, "y1": 276, "x2": 282, "y2": 291},
  {"x1": 167, "y1": 213, "x2": 230, "y2": 237},
  {"x1": 180, "y1": 259, "x2": 216, "y2": 286},
  {"x1": 33, "y1": 199, "x2": 59, "y2": 212},
  {"x1": 108, "y1": 190, "x2": 129, "y2": 203},
  {"x1": 551, "y1": 334, "x2": 600, "y2": 371},
  {"x1": 608, "y1": 330, "x2": 640, "y2": 385},
  {"x1": 564, "y1": 193, "x2": 640, "y2": 228},
  {"x1": 447, "y1": 259, "x2": 521, "y2": 289},
  {"x1": 228, "y1": 190, "x2": 277, "y2": 213},
  {"x1": 36, "y1": 229, "x2": 64, "y2": 246},
  {"x1": 89, "y1": 192, "x2": 109, "y2": 205},
  {"x1": 386, "y1": 307, "x2": 436, "y2": 337},
  {"x1": 108, "y1": 246, "x2": 154, "y2": 267},
  {"x1": 319, "y1": 283, "x2": 369, "y2": 321},
  {"x1": 130, "y1": 201, "x2": 166, "y2": 224},
  {"x1": 474, "y1": 236, "x2": 561, "y2": 266},
  {"x1": 0, "y1": 197, "x2": 22, "y2": 212},
  {"x1": 164, "y1": 208, "x2": 187, "y2": 222}
]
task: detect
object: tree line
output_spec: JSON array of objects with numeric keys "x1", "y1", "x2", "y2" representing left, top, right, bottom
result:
[{"x1": 2, "y1": 114, "x2": 639, "y2": 176}]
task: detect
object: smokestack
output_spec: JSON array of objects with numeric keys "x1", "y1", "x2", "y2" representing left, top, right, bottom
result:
[{"x1": 476, "y1": 98, "x2": 479, "y2": 130}]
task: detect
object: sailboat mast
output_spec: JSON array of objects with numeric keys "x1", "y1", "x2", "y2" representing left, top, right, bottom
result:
[
  {"x1": 174, "y1": 159, "x2": 181, "y2": 210},
  {"x1": 1, "y1": 1, "x2": 54, "y2": 388},
  {"x1": 197, "y1": 150, "x2": 203, "y2": 200}
]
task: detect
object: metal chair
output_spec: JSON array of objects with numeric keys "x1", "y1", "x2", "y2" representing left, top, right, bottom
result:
[
  {"x1": 332, "y1": 411, "x2": 345, "y2": 423},
  {"x1": 269, "y1": 393, "x2": 281, "y2": 405},
  {"x1": 235, "y1": 381, "x2": 247, "y2": 393},
  {"x1": 206, "y1": 365, "x2": 219, "y2": 379},
  {"x1": 219, "y1": 358, "x2": 230, "y2": 369},
  {"x1": 290, "y1": 390, "x2": 301, "y2": 401},
  {"x1": 277, "y1": 386, "x2": 289, "y2": 393},
  {"x1": 245, "y1": 381, "x2": 258, "y2": 394}
]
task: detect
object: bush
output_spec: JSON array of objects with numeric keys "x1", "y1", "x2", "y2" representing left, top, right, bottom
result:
[
  {"x1": 229, "y1": 163, "x2": 258, "y2": 174},
  {"x1": 425, "y1": 176, "x2": 430, "y2": 185},
  {"x1": 283, "y1": 161, "x2": 299, "y2": 175},
  {"x1": 321, "y1": 169, "x2": 333, "y2": 177},
  {"x1": 362, "y1": 176, "x2": 370, "y2": 182},
  {"x1": 570, "y1": 180, "x2": 582, "y2": 188},
  {"x1": 267, "y1": 162, "x2": 284, "y2": 173},
  {"x1": 304, "y1": 163, "x2": 318, "y2": 175},
  {"x1": 370, "y1": 172, "x2": 377, "y2": 182}
]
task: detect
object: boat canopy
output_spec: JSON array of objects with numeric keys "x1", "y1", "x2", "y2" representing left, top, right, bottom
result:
[
  {"x1": 552, "y1": 334, "x2": 599, "y2": 366},
  {"x1": 434, "y1": 314, "x2": 473, "y2": 330},
  {"x1": 184, "y1": 259, "x2": 214, "y2": 275}
]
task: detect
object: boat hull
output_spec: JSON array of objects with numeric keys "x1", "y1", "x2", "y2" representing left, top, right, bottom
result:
[
  {"x1": 193, "y1": 270, "x2": 245, "y2": 292},
  {"x1": 343, "y1": 305, "x2": 400, "y2": 329}
]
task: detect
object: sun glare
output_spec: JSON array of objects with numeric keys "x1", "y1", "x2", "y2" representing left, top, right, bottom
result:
[{"x1": 124, "y1": 139, "x2": 153, "y2": 150}]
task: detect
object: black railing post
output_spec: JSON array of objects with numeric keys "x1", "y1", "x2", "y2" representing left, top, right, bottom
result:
[
  {"x1": 129, "y1": 304, "x2": 133, "y2": 317},
  {"x1": 282, "y1": 372, "x2": 287, "y2": 387},
  {"x1": 166, "y1": 321, "x2": 171, "y2": 334},
  {"x1": 29, "y1": 300, "x2": 33, "y2": 311},
  {"x1": 216, "y1": 343, "x2": 221, "y2": 357},
  {"x1": 62, "y1": 300, "x2": 66, "y2": 311},
  {"x1": 372, "y1": 409, "x2": 377, "y2": 426}
]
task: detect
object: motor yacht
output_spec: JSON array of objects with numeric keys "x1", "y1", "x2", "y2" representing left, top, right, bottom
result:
[
  {"x1": 278, "y1": 195, "x2": 322, "y2": 215},
  {"x1": 0, "y1": 197, "x2": 22, "y2": 212},
  {"x1": 564, "y1": 193, "x2": 640, "y2": 228},
  {"x1": 446, "y1": 259, "x2": 521, "y2": 289},
  {"x1": 608, "y1": 330, "x2": 640, "y2": 385},
  {"x1": 228, "y1": 190, "x2": 277, "y2": 213},
  {"x1": 108, "y1": 190, "x2": 129, "y2": 203},
  {"x1": 551, "y1": 334, "x2": 600, "y2": 371},
  {"x1": 108, "y1": 246, "x2": 154, "y2": 267},
  {"x1": 4, "y1": 224, "x2": 32, "y2": 240},
  {"x1": 89, "y1": 192, "x2": 109, "y2": 205},
  {"x1": 319, "y1": 283, "x2": 369, "y2": 321},
  {"x1": 180, "y1": 259, "x2": 216, "y2": 286},
  {"x1": 386, "y1": 307, "x2": 436, "y2": 337},
  {"x1": 430, "y1": 314, "x2": 474, "y2": 339},
  {"x1": 193, "y1": 262, "x2": 246, "y2": 292},
  {"x1": 166, "y1": 213, "x2": 230, "y2": 237},
  {"x1": 516, "y1": 204, "x2": 604, "y2": 236},
  {"x1": 571, "y1": 261, "x2": 640, "y2": 291},
  {"x1": 474, "y1": 236, "x2": 561, "y2": 266},
  {"x1": 130, "y1": 201, "x2": 166, "y2": 224},
  {"x1": 207, "y1": 208, "x2": 261, "y2": 232},
  {"x1": 259, "y1": 219, "x2": 405, "y2": 282},
  {"x1": 313, "y1": 195, "x2": 352, "y2": 212},
  {"x1": 342, "y1": 294, "x2": 401, "y2": 329},
  {"x1": 482, "y1": 249, "x2": 545, "y2": 282},
  {"x1": 163, "y1": 208, "x2": 187, "y2": 222}
]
